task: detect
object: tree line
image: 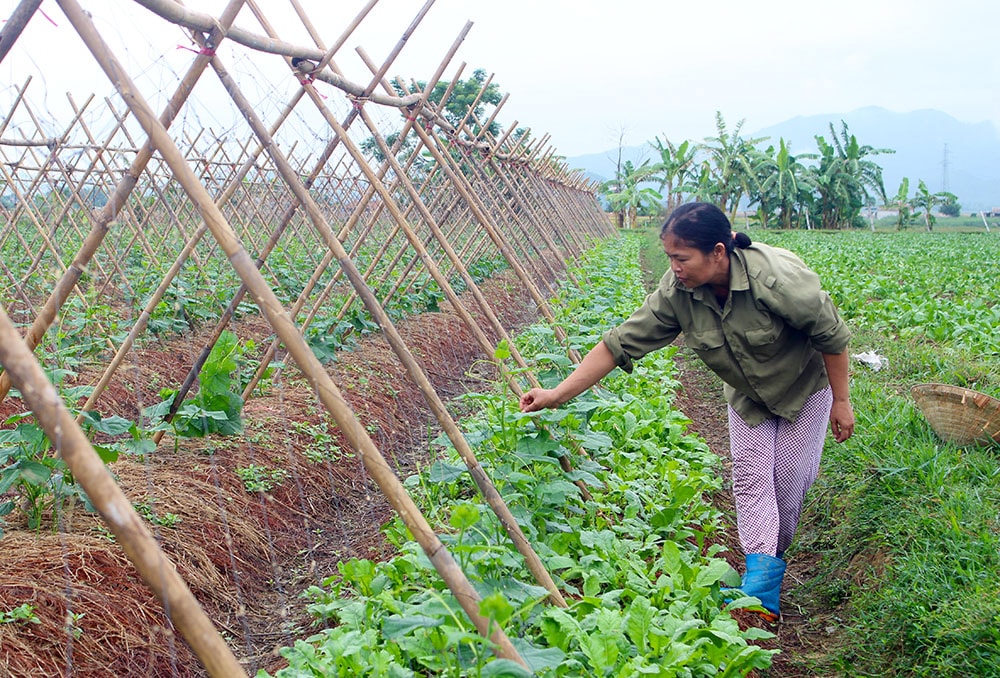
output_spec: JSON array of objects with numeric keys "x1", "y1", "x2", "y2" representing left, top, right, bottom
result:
[{"x1": 601, "y1": 112, "x2": 959, "y2": 231}]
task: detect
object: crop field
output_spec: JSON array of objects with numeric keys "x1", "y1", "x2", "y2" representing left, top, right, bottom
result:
[
  {"x1": 2, "y1": 2, "x2": 998, "y2": 676},
  {"x1": 666, "y1": 228, "x2": 1000, "y2": 676},
  {"x1": 3, "y1": 182, "x2": 998, "y2": 678}
]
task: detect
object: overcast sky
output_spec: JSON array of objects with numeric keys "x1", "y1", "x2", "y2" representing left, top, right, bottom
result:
[{"x1": 3, "y1": 0, "x2": 999, "y2": 158}]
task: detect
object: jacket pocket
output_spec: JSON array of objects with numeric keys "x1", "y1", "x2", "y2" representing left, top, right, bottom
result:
[
  {"x1": 686, "y1": 327, "x2": 725, "y2": 352},
  {"x1": 744, "y1": 322, "x2": 785, "y2": 360}
]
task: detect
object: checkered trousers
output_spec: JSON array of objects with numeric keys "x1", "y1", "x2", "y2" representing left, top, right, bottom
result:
[{"x1": 727, "y1": 386, "x2": 833, "y2": 557}]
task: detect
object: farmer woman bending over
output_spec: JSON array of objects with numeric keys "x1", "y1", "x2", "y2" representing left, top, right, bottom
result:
[{"x1": 519, "y1": 201, "x2": 855, "y2": 621}]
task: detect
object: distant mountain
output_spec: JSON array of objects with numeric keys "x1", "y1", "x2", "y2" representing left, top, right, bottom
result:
[
  {"x1": 563, "y1": 146, "x2": 658, "y2": 185},
  {"x1": 566, "y1": 107, "x2": 1000, "y2": 211}
]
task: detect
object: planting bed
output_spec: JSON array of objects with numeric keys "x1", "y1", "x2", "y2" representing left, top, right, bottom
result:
[{"x1": 0, "y1": 272, "x2": 540, "y2": 676}]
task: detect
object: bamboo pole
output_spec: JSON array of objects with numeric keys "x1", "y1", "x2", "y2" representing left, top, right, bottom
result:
[
  {"x1": 55, "y1": 0, "x2": 527, "y2": 666},
  {"x1": 252, "y1": 0, "x2": 567, "y2": 611},
  {"x1": 414, "y1": 115, "x2": 574, "y2": 351},
  {"x1": 0, "y1": 5, "x2": 239, "y2": 404},
  {"x1": 0, "y1": 0, "x2": 43, "y2": 63},
  {"x1": 391, "y1": 101, "x2": 595, "y2": 501},
  {"x1": 357, "y1": 52, "x2": 546, "y2": 383},
  {"x1": 163, "y1": 0, "x2": 413, "y2": 432}
]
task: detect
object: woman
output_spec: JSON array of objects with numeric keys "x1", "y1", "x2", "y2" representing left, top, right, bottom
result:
[{"x1": 519, "y1": 202, "x2": 854, "y2": 621}]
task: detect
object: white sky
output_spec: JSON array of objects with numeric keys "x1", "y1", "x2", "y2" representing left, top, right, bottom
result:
[{"x1": 3, "y1": 0, "x2": 999, "y2": 157}]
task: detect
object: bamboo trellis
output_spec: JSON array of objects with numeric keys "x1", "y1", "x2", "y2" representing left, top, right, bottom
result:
[{"x1": 0, "y1": 0, "x2": 613, "y2": 675}]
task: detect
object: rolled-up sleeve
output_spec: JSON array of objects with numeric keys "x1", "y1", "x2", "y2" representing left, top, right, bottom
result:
[{"x1": 602, "y1": 283, "x2": 682, "y2": 373}]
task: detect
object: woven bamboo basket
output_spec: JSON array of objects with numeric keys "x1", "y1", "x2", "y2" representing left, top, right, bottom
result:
[{"x1": 911, "y1": 383, "x2": 1000, "y2": 447}]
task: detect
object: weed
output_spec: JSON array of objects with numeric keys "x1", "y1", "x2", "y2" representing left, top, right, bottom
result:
[
  {"x1": 235, "y1": 465, "x2": 288, "y2": 494},
  {"x1": 0, "y1": 603, "x2": 40, "y2": 625}
]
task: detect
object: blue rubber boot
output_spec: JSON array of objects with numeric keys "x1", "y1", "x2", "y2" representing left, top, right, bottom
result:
[{"x1": 739, "y1": 553, "x2": 786, "y2": 619}]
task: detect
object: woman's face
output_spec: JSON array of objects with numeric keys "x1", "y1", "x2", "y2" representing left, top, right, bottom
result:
[{"x1": 662, "y1": 233, "x2": 728, "y2": 289}]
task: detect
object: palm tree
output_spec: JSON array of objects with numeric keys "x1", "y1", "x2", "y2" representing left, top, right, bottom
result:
[{"x1": 648, "y1": 136, "x2": 697, "y2": 211}]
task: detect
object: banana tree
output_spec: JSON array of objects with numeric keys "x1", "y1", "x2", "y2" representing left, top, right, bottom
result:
[
  {"x1": 702, "y1": 112, "x2": 768, "y2": 222},
  {"x1": 888, "y1": 177, "x2": 913, "y2": 231},
  {"x1": 649, "y1": 136, "x2": 697, "y2": 211},
  {"x1": 745, "y1": 139, "x2": 816, "y2": 229},
  {"x1": 812, "y1": 122, "x2": 892, "y2": 229},
  {"x1": 601, "y1": 160, "x2": 662, "y2": 229},
  {"x1": 911, "y1": 179, "x2": 957, "y2": 232}
]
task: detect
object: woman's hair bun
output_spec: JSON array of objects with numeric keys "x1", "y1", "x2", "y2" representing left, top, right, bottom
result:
[{"x1": 733, "y1": 232, "x2": 752, "y2": 248}]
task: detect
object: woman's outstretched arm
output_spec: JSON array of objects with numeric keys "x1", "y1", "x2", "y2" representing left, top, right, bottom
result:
[{"x1": 519, "y1": 340, "x2": 617, "y2": 412}]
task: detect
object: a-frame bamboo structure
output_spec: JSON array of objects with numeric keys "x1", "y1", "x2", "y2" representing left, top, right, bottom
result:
[{"x1": 0, "y1": 0, "x2": 613, "y2": 674}]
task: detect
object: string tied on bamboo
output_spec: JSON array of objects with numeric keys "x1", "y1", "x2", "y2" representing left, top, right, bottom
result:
[{"x1": 176, "y1": 44, "x2": 216, "y2": 57}]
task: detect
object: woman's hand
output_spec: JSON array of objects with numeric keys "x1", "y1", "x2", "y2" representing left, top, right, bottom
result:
[
  {"x1": 519, "y1": 388, "x2": 559, "y2": 412},
  {"x1": 517, "y1": 340, "x2": 618, "y2": 414},
  {"x1": 822, "y1": 351, "x2": 855, "y2": 443},
  {"x1": 829, "y1": 399, "x2": 855, "y2": 442}
]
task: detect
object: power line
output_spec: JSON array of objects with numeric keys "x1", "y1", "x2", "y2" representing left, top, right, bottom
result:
[{"x1": 941, "y1": 142, "x2": 950, "y2": 193}]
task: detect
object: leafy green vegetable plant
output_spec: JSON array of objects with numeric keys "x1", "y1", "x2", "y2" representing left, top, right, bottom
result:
[
  {"x1": 0, "y1": 405, "x2": 136, "y2": 536},
  {"x1": 236, "y1": 465, "x2": 288, "y2": 494},
  {"x1": 259, "y1": 233, "x2": 775, "y2": 677},
  {"x1": 145, "y1": 330, "x2": 245, "y2": 438}
]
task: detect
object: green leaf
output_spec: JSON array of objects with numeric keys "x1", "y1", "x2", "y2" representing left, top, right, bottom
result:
[
  {"x1": 81, "y1": 412, "x2": 134, "y2": 436},
  {"x1": 510, "y1": 639, "x2": 566, "y2": 674},
  {"x1": 449, "y1": 503, "x2": 480, "y2": 531},
  {"x1": 578, "y1": 624, "x2": 620, "y2": 670},
  {"x1": 533, "y1": 352, "x2": 573, "y2": 368},
  {"x1": 480, "y1": 659, "x2": 533, "y2": 678},
  {"x1": 582, "y1": 573, "x2": 602, "y2": 598},
  {"x1": 122, "y1": 437, "x2": 157, "y2": 456},
  {"x1": 625, "y1": 596, "x2": 656, "y2": 654},
  {"x1": 493, "y1": 339, "x2": 511, "y2": 360},
  {"x1": 578, "y1": 429, "x2": 613, "y2": 451},
  {"x1": 19, "y1": 460, "x2": 51, "y2": 485},
  {"x1": 0, "y1": 466, "x2": 20, "y2": 495},
  {"x1": 563, "y1": 469, "x2": 603, "y2": 487},
  {"x1": 381, "y1": 614, "x2": 441, "y2": 639},
  {"x1": 91, "y1": 444, "x2": 120, "y2": 464},
  {"x1": 545, "y1": 555, "x2": 577, "y2": 570},
  {"x1": 694, "y1": 558, "x2": 734, "y2": 588},
  {"x1": 514, "y1": 433, "x2": 563, "y2": 465},
  {"x1": 537, "y1": 479, "x2": 580, "y2": 505},
  {"x1": 539, "y1": 607, "x2": 577, "y2": 651},
  {"x1": 427, "y1": 460, "x2": 467, "y2": 483},
  {"x1": 579, "y1": 530, "x2": 615, "y2": 552},
  {"x1": 479, "y1": 592, "x2": 514, "y2": 625},
  {"x1": 660, "y1": 540, "x2": 682, "y2": 573},
  {"x1": 143, "y1": 395, "x2": 175, "y2": 420}
]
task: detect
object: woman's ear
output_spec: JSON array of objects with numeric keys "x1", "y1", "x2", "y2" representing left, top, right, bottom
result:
[{"x1": 714, "y1": 242, "x2": 727, "y2": 258}]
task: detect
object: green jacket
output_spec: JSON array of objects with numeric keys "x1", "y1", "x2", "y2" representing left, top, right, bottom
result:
[{"x1": 603, "y1": 241, "x2": 850, "y2": 425}]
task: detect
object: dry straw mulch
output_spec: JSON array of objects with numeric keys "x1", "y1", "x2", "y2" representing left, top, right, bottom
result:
[{"x1": 0, "y1": 273, "x2": 541, "y2": 677}]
